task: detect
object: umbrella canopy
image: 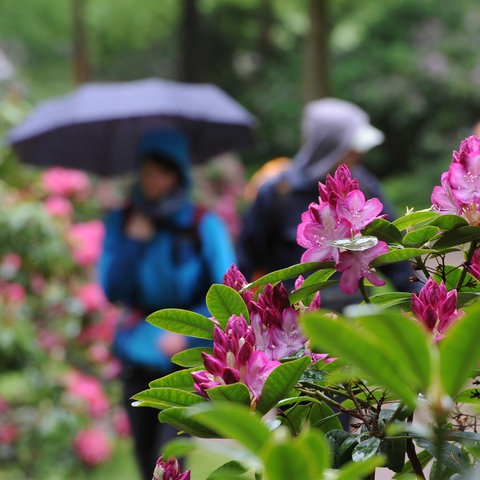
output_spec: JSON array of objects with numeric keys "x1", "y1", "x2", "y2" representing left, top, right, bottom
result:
[{"x1": 7, "y1": 78, "x2": 256, "y2": 176}]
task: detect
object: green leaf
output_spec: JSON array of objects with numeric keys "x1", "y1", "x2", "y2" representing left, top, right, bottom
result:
[
  {"x1": 158, "y1": 407, "x2": 218, "y2": 438},
  {"x1": 187, "y1": 402, "x2": 272, "y2": 452},
  {"x1": 416, "y1": 438, "x2": 470, "y2": 473},
  {"x1": 262, "y1": 442, "x2": 313, "y2": 480},
  {"x1": 206, "y1": 284, "x2": 249, "y2": 327},
  {"x1": 288, "y1": 280, "x2": 337, "y2": 304},
  {"x1": 309, "y1": 402, "x2": 343, "y2": 433},
  {"x1": 206, "y1": 383, "x2": 251, "y2": 406},
  {"x1": 206, "y1": 461, "x2": 249, "y2": 480},
  {"x1": 147, "y1": 308, "x2": 214, "y2": 339},
  {"x1": 393, "y1": 210, "x2": 439, "y2": 231},
  {"x1": 256, "y1": 356, "x2": 311, "y2": 414},
  {"x1": 300, "y1": 312, "x2": 423, "y2": 408},
  {"x1": 392, "y1": 449, "x2": 432, "y2": 479},
  {"x1": 402, "y1": 226, "x2": 439, "y2": 247},
  {"x1": 370, "y1": 247, "x2": 435, "y2": 267},
  {"x1": 362, "y1": 218, "x2": 403, "y2": 244},
  {"x1": 149, "y1": 369, "x2": 196, "y2": 390},
  {"x1": 433, "y1": 265, "x2": 480, "y2": 292},
  {"x1": 294, "y1": 429, "x2": 331, "y2": 473},
  {"x1": 369, "y1": 292, "x2": 412, "y2": 309},
  {"x1": 439, "y1": 302, "x2": 480, "y2": 397},
  {"x1": 433, "y1": 225, "x2": 480, "y2": 249},
  {"x1": 326, "y1": 429, "x2": 353, "y2": 468},
  {"x1": 454, "y1": 388, "x2": 480, "y2": 404},
  {"x1": 352, "y1": 437, "x2": 381, "y2": 462},
  {"x1": 171, "y1": 346, "x2": 212, "y2": 367},
  {"x1": 427, "y1": 214, "x2": 468, "y2": 230},
  {"x1": 244, "y1": 262, "x2": 333, "y2": 290},
  {"x1": 336, "y1": 457, "x2": 386, "y2": 480},
  {"x1": 132, "y1": 387, "x2": 205, "y2": 409}
]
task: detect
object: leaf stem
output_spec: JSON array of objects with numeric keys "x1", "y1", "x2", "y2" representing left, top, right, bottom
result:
[
  {"x1": 456, "y1": 241, "x2": 478, "y2": 290},
  {"x1": 359, "y1": 278, "x2": 371, "y2": 303}
]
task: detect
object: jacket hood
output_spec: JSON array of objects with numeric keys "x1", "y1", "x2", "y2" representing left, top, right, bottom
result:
[{"x1": 137, "y1": 129, "x2": 191, "y2": 188}]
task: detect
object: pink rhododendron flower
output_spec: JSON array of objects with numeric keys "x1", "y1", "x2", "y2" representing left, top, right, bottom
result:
[
  {"x1": 0, "y1": 424, "x2": 18, "y2": 444},
  {"x1": 112, "y1": 409, "x2": 131, "y2": 437},
  {"x1": 64, "y1": 370, "x2": 110, "y2": 417},
  {"x1": 336, "y1": 241, "x2": 389, "y2": 295},
  {"x1": 297, "y1": 164, "x2": 384, "y2": 267},
  {"x1": 411, "y1": 278, "x2": 463, "y2": 340},
  {"x1": 68, "y1": 220, "x2": 105, "y2": 267},
  {"x1": 153, "y1": 456, "x2": 190, "y2": 480},
  {"x1": 75, "y1": 282, "x2": 108, "y2": 313},
  {"x1": 0, "y1": 253, "x2": 22, "y2": 278},
  {"x1": 44, "y1": 195, "x2": 73, "y2": 219},
  {"x1": 250, "y1": 283, "x2": 306, "y2": 361},
  {"x1": 468, "y1": 248, "x2": 480, "y2": 281},
  {"x1": 2, "y1": 282, "x2": 26, "y2": 303},
  {"x1": 336, "y1": 190, "x2": 383, "y2": 232},
  {"x1": 74, "y1": 427, "x2": 112, "y2": 466},
  {"x1": 297, "y1": 202, "x2": 351, "y2": 264},
  {"x1": 191, "y1": 315, "x2": 280, "y2": 405},
  {"x1": 432, "y1": 136, "x2": 480, "y2": 225},
  {"x1": 42, "y1": 167, "x2": 91, "y2": 199},
  {"x1": 222, "y1": 263, "x2": 254, "y2": 308}
]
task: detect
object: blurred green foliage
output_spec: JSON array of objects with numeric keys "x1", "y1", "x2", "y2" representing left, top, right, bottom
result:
[{"x1": 1, "y1": 0, "x2": 480, "y2": 211}]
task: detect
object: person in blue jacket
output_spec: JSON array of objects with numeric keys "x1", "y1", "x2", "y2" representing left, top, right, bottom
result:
[{"x1": 98, "y1": 129, "x2": 236, "y2": 480}]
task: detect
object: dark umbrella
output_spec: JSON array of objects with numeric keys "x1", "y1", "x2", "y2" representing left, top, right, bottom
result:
[{"x1": 7, "y1": 77, "x2": 256, "y2": 176}]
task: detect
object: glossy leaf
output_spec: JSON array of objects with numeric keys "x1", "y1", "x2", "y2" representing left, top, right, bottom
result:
[
  {"x1": 288, "y1": 280, "x2": 337, "y2": 304},
  {"x1": 427, "y1": 214, "x2": 468, "y2": 230},
  {"x1": 244, "y1": 262, "x2": 333, "y2": 290},
  {"x1": 262, "y1": 442, "x2": 314, "y2": 480},
  {"x1": 433, "y1": 226, "x2": 480, "y2": 249},
  {"x1": 159, "y1": 407, "x2": 218, "y2": 438},
  {"x1": 439, "y1": 302, "x2": 480, "y2": 397},
  {"x1": 362, "y1": 217, "x2": 403, "y2": 244},
  {"x1": 335, "y1": 456, "x2": 385, "y2": 480},
  {"x1": 206, "y1": 383, "x2": 251, "y2": 406},
  {"x1": 352, "y1": 437, "x2": 381, "y2": 462},
  {"x1": 171, "y1": 346, "x2": 212, "y2": 367},
  {"x1": 206, "y1": 284, "x2": 249, "y2": 328},
  {"x1": 187, "y1": 402, "x2": 272, "y2": 452},
  {"x1": 369, "y1": 292, "x2": 412, "y2": 309},
  {"x1": 132, "y1": 387, "x2": 205, "y2": 409},
  {"x1": 309, "y1": 402, "x2": 343, "y2": 433},
  {"x1": 402, "y1": 226, "x2": 439, "y2": 247},
  {"x1": 300, "y1": 312, "x2": 422, "y2": 407},
  {"x1": 433, "y1": 265, "x2": 480, "y2": 292},
  {"x1": 370, "y1": 247, "x2": 435, "y2": 267},
  {"x1": 149, "y1": 369, "x2": 196, "y2": 390},
  {"x1": 147, "y1": 308, "x2": 214, "y2": 339},
  {"x1": 392, "y1": 210, "x2": 439, "y2": 231},
  {"x1": 454, "y1": 388, "x2": 480, "y2": 404},
  {"x1": 256, "y1": 356, "x2": 311, "y2": 414}
]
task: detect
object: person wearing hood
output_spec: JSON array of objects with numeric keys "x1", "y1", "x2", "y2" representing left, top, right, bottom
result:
[
  {"x1": 98, "y1": 129, "x2": 236, "y2": 479},
  {"x1": 236, "y1": 97, "x2": 415, "y2": 310}
]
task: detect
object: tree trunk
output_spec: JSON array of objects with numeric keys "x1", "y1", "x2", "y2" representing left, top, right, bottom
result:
[
  {"x1": 302, "y1": 0, "x2": 330, "y2": 101},
  {"x1": 72, "y1": 0, "x2": 89, "y2": 84},
  {"x1": 179, "y1": 0, "x2": 201, "y2": 82}
]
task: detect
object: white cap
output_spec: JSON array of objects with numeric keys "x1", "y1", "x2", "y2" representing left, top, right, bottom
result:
[{"x1": 350, "y1": 123, "x2": 384, "y2": 153}]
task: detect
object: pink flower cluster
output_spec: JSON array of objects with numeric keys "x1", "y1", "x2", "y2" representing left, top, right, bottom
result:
[
  {"x1": 74, "y1": 427, "x2": 112, "y2": 466},
  {"x1": 42, "y1": 167, "x2": 91, "y2": 199},
  {"x1": 410, "y1": 278, "x2": 463, "y2": 341},
  {"x1": 153, "y1": 456, "x2": 190, "y2": 480},
  {"x1": 431, "y1": 135, "x2": 480, "y2": 225},
  {"x1": 192, "y1": 265, "x2": 326, "y2": 406},
  {"x1": 296, "y1": 164, "x2": 388, "y2": 294},
  {"x1": 68, "y1": 220, "x2": 105, "y2": 267}
]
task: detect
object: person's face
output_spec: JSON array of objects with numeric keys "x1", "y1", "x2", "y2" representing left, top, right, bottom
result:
[{"x1": 140, "y1": 158, "x2": 180, "y2": 201}]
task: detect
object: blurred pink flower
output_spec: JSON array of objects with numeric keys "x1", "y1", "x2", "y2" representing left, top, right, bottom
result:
[
  {"x1": 0, "y1": 253, "x2": 22, "y2": 278},
  {"x1": 87, "y1": 343, "x2": 110, "y2": 363},
  {"x1": 44, "y1": 195, "x2": 73, "y2": 219},
  {"x1": 37, "y1": 329, "x2": 65, "y2": 353},
  {"x1": 29, "y1": 273, "x2": 46, "y2": 294},
  {"x1": 0, "y1": 396, "x2": 9, "y2": 413},
  {"x1": 112, "y1": 409, "x2": 131, "y2": 437},
  {"x1": 76, "y1": 282, "x2": 108, "y2": 313},
  {"x1": 74, "y1": 427, "x2": 112, "y2": 466},
  {"x1": 68, "y1": 221, "x2": 105, "y2": 267},
  {"x1": 3, "y1": 282, "x2": 26, "y2": 303},
  {"x1": 0, "y1": 424, "x2": 18, "y2": 444},
  {"x1": 64, "y1": 370, "x2": 109, "y2": 417},
  {"x1": 42, "y1": 167, "x2": 91, "y2": 199}
]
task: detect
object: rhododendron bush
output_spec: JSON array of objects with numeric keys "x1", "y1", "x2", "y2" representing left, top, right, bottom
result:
[
  {"x1": 136, "y1": 136, "x2": 480, "y2": 480},
  {"x1": 0, "y1": 154, "x2": 130, "y2": 478}
]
